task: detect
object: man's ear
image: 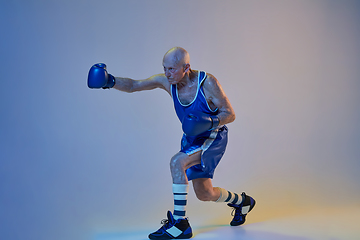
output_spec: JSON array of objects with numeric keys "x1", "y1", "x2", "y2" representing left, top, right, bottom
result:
[{"x1": 184, "y1": 63, "x2": 190, "y2": 73}]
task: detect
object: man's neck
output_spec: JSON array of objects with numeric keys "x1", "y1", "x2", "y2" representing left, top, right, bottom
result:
[{"x1": 177, "y1": 69, "x2": 196, "y2": 89}]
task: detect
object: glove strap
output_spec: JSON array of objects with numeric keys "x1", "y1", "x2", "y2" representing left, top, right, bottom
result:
[
  {"x1": 210, "y1": 116, "x2": 220, "y2": 130},
  {"x1": 102, "y1": 74, "x2": 116, "y2": 89}
]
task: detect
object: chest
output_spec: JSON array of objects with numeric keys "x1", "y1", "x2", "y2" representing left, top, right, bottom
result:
[
  {"x1": 176, "y1": 84, "x2": 217, "y2": 111},
  {"x1": 177, "y1": 84, "x2": 198, "y2": 105}
]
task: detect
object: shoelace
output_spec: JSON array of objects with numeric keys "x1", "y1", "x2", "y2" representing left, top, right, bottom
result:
[
  {"x1": 160, "y1": 219, "x2": 171, "y2": 229},
  {"x1": 229, "y1": 205, "x2": 243, "y2": 219},
  {"x1": 231, "y1": 208, "x2": 236, "y2": 217},
  {"x1": 160, "y1": 217, "x2": 189, "y2": 227},
  {"x1": 228, "y1": 203, "x2": 239, "y2": 215}
]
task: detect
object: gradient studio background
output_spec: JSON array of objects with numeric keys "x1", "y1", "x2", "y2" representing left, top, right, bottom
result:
[{"x1": 1, "y1": 0, "x2": 360, "y2": 240}]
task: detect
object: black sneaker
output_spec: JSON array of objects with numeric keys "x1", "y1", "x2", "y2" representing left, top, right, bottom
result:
[
  {"x1": 227, "y1": 192, "x2": 256, "y2": 226},
  {"x1": 148, "y1": 211, "x2": 193, "y2": 239}
]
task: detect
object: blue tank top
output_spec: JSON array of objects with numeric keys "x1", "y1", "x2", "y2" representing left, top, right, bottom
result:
[{"x1": 171, "y1": 71, "x2": 218, "y2": 123}]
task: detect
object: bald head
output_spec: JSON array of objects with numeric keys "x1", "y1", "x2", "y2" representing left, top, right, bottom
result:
[{"x1": 163, "y1": 47, "x2": 190, "y2": 67}]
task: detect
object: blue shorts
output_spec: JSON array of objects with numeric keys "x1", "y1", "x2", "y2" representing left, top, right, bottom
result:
[{"x1": 180, "y1": 125, "x2": 228, "y2": 181}]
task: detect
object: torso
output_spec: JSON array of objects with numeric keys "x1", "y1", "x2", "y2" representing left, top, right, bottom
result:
[
  {"x1": 176, "y1": 70, "x2": 216, "y2": 111},
  {"x1": 177, "y1": 79, "x2": 198, "y2": 105}
]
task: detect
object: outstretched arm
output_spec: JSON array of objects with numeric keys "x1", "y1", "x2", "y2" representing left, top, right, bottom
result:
[
  {"x1": 87, "y1": 63, "x2": 171, "y2": 94},
  {"x1": 113, "y1": 74, "x2": 171, "y2": 94}
]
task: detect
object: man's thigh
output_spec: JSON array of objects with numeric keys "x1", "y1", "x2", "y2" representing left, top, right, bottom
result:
[{"x1": 172, "y1": 150, "x2": 202, "y2": 170}]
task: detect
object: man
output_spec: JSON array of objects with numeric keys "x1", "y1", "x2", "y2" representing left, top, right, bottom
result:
[{"x1": 87, "y1": 47, "x2": 255, "y2": 239}]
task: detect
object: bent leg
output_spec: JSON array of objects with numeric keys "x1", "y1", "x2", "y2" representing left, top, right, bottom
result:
[
  {"x1": 193, "y1": 178, "x2": 243, "y2": 205},
  {"x1": 192, "y1": 178, "x2": 220, "y2": 202},
  {"x1": 170, "y1": 151, "x2": 202, "y2": 184}
]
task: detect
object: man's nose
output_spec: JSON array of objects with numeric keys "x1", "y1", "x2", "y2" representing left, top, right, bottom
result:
[{"x1": 165, "y1": 70, "x2": 171, "y2": 78}]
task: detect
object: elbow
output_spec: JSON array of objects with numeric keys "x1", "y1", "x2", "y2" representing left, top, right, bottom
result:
[
  {"x1": 227, "y1": 108, "x2": 236, "y2": 123},
  {"x1": 218, "y1": 110, "x2": 235, "y2": 125},
  {"x1": 230, "y1": 112, "x2": 236, "y2": 123}
]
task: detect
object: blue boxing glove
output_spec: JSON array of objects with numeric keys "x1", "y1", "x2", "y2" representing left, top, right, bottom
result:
[
  {"x1": 87, "y1": 63, "x2": 115, "y2": 89},
  {"x1": 182, "y1": 111, "x2": 220, "y2": 136}
]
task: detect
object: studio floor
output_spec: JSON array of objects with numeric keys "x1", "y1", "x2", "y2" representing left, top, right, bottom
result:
[{"x1": 95, "y1": 205, "x2": 360, "y2": 240}]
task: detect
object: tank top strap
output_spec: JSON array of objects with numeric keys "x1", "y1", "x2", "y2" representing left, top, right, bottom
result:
[{"x1": 198, "y1": 71, "x2": 207, "y2": 85}]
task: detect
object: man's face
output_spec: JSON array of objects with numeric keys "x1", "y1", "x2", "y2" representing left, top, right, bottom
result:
[{"x1": 163, "y1": 56, "x2": 186, "y2": 85}]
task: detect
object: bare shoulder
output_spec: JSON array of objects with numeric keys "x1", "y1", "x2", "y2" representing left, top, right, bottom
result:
[
  {"x1": 150, "y1": 73, "x2": 171, "y2": 93},
  {"x1": 203, "y1": 72, "x2": 226, "y2": 96},
  {"x1": 202, "y1": 72, "x2": 232, "y2": 109}
]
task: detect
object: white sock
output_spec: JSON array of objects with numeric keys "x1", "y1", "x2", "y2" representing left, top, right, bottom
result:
[
  {"x1": 215, "y1": 187, "x2": 243, "y2": 205},
  {"x1": 173, "y1": 184, "x2": 189, "y2": 220}
]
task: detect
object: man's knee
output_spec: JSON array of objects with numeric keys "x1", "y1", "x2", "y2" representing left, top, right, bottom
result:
[{"x1": 170, "y1": 153, "x2": 187, "y2": 170}]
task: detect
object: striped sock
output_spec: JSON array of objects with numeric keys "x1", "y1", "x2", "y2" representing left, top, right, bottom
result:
[
  {"x1": 215, "y1": 187, "x2": 243, "y2": 205},
  {"x1": 173, "y1": 184, "x2": 189, "y2": 220}
]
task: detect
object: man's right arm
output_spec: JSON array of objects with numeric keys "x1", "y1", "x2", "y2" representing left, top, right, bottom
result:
[
  {"x1": 87, "y1": 63, "x2": 171, "y2": 94},
  {"x1": 113, "y1": 74, "x2": 170, "y2": 94}
]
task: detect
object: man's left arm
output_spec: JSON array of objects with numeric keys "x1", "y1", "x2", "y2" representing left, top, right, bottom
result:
[
  {"x1": 203, "y1": 73, "x2": 236, "y2": 126},
  {"x1": 181, "y1": 73, "x2": 236, "y2": 136}
]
